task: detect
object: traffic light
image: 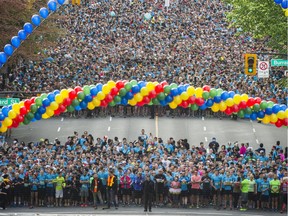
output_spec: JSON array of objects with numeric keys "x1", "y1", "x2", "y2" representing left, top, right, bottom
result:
[
  {"x1": 71, "y1": 0, "x2": 80, "y2": 5},
  {"x1": 244, "y1": 54, "x2": 257, "y2": 76}
]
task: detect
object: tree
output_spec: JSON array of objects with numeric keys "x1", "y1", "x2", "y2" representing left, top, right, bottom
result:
[{"x1": 224, "y1": 0, "x2": 287, "y2": 53}]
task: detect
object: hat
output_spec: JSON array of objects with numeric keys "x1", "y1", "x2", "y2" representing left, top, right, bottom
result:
[{"x1": 212, "y1": 137, "x2": 216, "y2": 140}]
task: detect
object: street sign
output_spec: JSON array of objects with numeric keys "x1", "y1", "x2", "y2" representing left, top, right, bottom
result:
[
  {"x1": 271, "y1": 59, "x2": 288, "y2": 67},
  {"x1": 0, "y1": 98, "x2": 20, "y2": 107},
  {"x1": 258, "y1": 61, "x2": 269, "y2": 78}
]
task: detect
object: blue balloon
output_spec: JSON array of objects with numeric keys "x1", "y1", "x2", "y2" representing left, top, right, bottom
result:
[
  {"x1": 31, "y1": 14, "x2": 41, "y2": 26},
  {"x1": 121, "y1": 98, "x2": 128, "y2": 105},
  {"x1": 38, "y1": 106, "x2": 46, "y2": 115},
  {"x1": 1, "y1": 107, "x2": 9, "y2": 117},
  {"x1": 280, "y1": 104, "x2": 287, "y2": 111},
  {"x1": 213, "y1": 96, "x2": 221, "y2": 103},
  {"x1": 90, "y1": 87, "x2": 98, "y2": 96},
  {"x1": 159, "y1": 100, "x2": 167, "y2": 106},
  {"x1": 206, "y1": 99, "x2": 214, "y2": 107},
  {"x1": 4, "y1": 44, "x2": 13, "y2": 56},
  {"x1": 165, "y1": 95, "x2": 173, "y2": 103},
  {"x1": 125, "y1": 92, "x2": 134, "y2": 100},
  {"x1": 34, "y1": 113, "x2": 42, "y2": 120},
  {"x1": 48, "y1": 0, "x2": 57, "y2": 11},
  {"x1": 250, "y1": 112, "x2": 257, "y2": 121},
  {"x1": 184, "y1": 84, "x2": 189, "y2": 90},
  {"x1": 96, "y1": 83, "x2": 103, "y2": 91},
  {"x1": 47, "y1": 93, "x2": 55, "y2": 102},
  {"x1": 18, "y1": 30, "x2": 27, "y2": 40},
  {"x1": 199, "y1": 104, "x2": 207, "y2": 110},
  {"x1": 8, "y1": 105, "x2": 12, "y2": 110},
  {"x1": 265, "y1": 108, "x2": 273, "y2": 115},
  {"x1": 0, "y1": 63, "x2": 2, "y2": 68},
  {"x1": 11, "y1": 36, "x2": 21, "y2": 48},
  {"x1": 84, "y1": 95, "x2": 93, "y2": 103},
  {"x1": 57, "y1": 0, "x2": 65, "y2": 5},
  {"x1": 221, "y1": 91, "x2": 229, "y2": 100},
  {"x1": 177, "y1": 85, "x2": 185, "y2": 94},
  {"x1": 244, "y1": 114, "x2": 250, "y2": 119},
  {"x1": 138, "y1": 81, "x2": 146, "y2": 88},
  {"x1": 0, "y1": 52, "x2": 7, "y2": 64},
  {"x1": 170, "y1": 88, "x2": 179, "y2": 96},
  {"x1": 39, "y1": 7, "x2": 49, "y2": 19},
  {"x1": 228, "y1": 91, "x2": 235, "y2": 98},
  {"x1": 131, "y1": 85, "x2": 140, "y2": 94},
  {"x1": 274, "y1": 0, "x2": 282, "y2": 4},
  {"x1": 23, "y1": 23, "x2": 33, "y2": 34},
  {"x1": 75, "y1": 106, "x2": 81, "y2": 111},
  {"x1": 53, "y1": 90, "x2": 60, "y2": 95},
  {"x1": 281, "y1": 0, "x2": 288, "y2": 8},
  {"x1": 80, "y1": 101, "x2": 87, "y2": 109},
  {"x1": 272, "y1": 105, "x2": 280, "y2": 114},
  {"x1": 42, "y1": 98, "x2": 51, "y2": 107},
  {"x1": 0, "y1": 113, "x2": 5, "y2": 121},
  {"x1": 257, "y1": 111, "x2": 265, "y2": 118}
]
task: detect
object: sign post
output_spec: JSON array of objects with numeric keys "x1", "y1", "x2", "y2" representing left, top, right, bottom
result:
[
  {"x1": 0, "y1": 98, "x2": 20, "y2": 107},
  {"x1": 258, "y1": 61, "x2": 269, "y2": 78}
]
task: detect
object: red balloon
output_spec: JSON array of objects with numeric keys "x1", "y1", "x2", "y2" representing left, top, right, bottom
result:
[
  {"x1": 225, "y1": 107, "x2": 233, "y2": 115},
  {"x1": 239, "y1": 101, "x2": 247, "y2": 109},
  {"x1": 62, "y1": 98, "x2": 71, "y2": 106},
  {"x1": 160, "y1": 81, "x2": 168, "y2": 87},
  {"x1": 283, "y1": 118, "x2": 288, "y2": 126},
  {"x1": 31, "y1": 97, "x2": 36, "y2": 103},
  {"x1": 54, "y1": 109, "x2": 60, "y2": 116},
  {"x1": 195, "y1": 98, "x2": 205, "y2": 106},
  {"x1": 110, "y1": 87, "x2": 119, "y2": 96},
  {"x1": 74, "y1": 86, "x2": 82, "y2": 93},
  {"x1": 275, "y1": 120, "x2": 283, "y2": 128},
  {"x1": 247, "y1": 97, "x2": 255, "y2": 107},
  {"x1": 116, "y1": 81, "x2": 124, "y2": 89},
  {"x1": 142, "y1": 96, "x2": 150, "y2": 104},
  {"x1": 182, "y1": 101, "x2": 189, "y2": 108},
  {"x1": 202, "y1": 85, "x2": 211, "y2": 92},
  {"x1": 18, "y1": 115, "x2": 24, "y2": 123},
  {"x1": 105, "y1": 94, "x2": 113, "y2": 103},
  {"x1": 69, "y1": 90, "x2": 77, "y2": 100},
  {"x1": 100, "y1": 100, "x2": 107, "y2": 107},
  {"x1": 137, "y1": 101, "x2": 145, "y2": 107},
  {"x1": 231, "y1": 104, "x2": 239, "y2": 113},
  {"x1": 24, "y1": 100, "x2": 32, "y2": 110},
  {"x1": 188, "y1": 96, "x2": 196, "y2": 104},
  {"x1": 12, "y1": 121, "x2": 19, "y2": 128},
  {"x1": 254, "y1": 97, "x2": 262, "y2": 104},
  {"x1": 59, "y1": 104, "x2": 66, "y2": 112},
  {"x1": 148, "y1": 90, "x2": 157, "y2": 99},
  {"x1": 20, "y1": 106, "x2": 28, "y2": 115},
  {"x1": 155, "y1": 84, "x2": 163, "y2": 93}
]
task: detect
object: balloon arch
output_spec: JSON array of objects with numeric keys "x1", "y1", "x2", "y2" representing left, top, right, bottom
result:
[{"x1": 0, "y1": 80, "x2": 287, "y2": 132}]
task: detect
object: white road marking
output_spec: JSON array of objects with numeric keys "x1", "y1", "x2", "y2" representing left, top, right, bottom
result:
[
  {"x1": 155, "y1": 115, "x2": 159, "y2": 138},
  {"x1": 205, "y1": 137, "x2": 208, "y2": 142},
  {"x1": 108, "y1": 126, "x2": 111, "y2": 131},
  {"x1": 61, "y1": 117, "x2": 64, "y2": 122},
  {"x1": 202, "y1": 116, "x2": 205, "y2": 121},
  {"x1": 57, "y1": 127, "x2": 61, "y2": 132},
  {"x1": 253, "y1": 128, "x2": 256, "y2": 133},
  {"x1": 110, "y1": 116, "x2": 112, "y2": 121},
  {"x1": 203, "y1": 126, "x2": 206, "y2": 131},
  {"x1": 256, "y1": 139, "x2": 259, "y2": 144}
]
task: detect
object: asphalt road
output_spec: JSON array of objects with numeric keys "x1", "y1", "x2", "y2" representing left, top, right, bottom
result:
[{"x1": 9, "y1": 116, "x2": 287, "y2": 150}]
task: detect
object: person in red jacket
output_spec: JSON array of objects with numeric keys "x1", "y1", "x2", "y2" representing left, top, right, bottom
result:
[{"x1": 120, "y1": 171, "x2": 132, "y2": 207}]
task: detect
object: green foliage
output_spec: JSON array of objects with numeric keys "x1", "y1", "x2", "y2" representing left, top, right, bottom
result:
[{"x1": 224, "y1": 0, "x2": 287, "y2": 52}]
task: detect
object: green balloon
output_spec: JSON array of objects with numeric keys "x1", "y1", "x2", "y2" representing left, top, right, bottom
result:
[
  {"x1": 216, "y1": 89, "x2": 223, "y2": 96},
  {"x1": 23, "y1": 117, "x2": 30, "y2": 125},
  {"x1": 130, "y1": 80, "x2": 138, "y2": 86},
  {"x1": 157, "y1": 92, "x2": 165, "y2": 101},
  {"x1": 119, "y1": 88, "x2": 127, "y2": 97},
  {"x1": 202, "y1": 91, "x2": 210, "y2": 100},
  {"x1": 190, "y1": 104, "x2": 199, "y2": 111},
  {"x1": 125, "y1": 83, "x2": 132, "y2": 91},
  {"x1": 209, "y1": 88, "x2": 217, "y2": 98},
  {"x1": 77, "y1": 92, "x2": 85, "y2": 100},
  {"x1": 164, "y1": 86, "x2": 171, "y2": 94},
  {"x1": 253, "y1": 104, "x2": 260, "y2": 112},
  {"x1": 148, "y1": 101, "x2": 153, "y2": 105},
  {"x1": 26, "y1": 112, "x2": 34, "y2": 121},
  {"x1": 260, "y1": 101, "x2": 268, "y2": 110},
  {"x1": 30, "y1": 104, "x2": 38, "y2": 113},
  {"x1": 89, "y1": 85, "x2": 95, "y2": 88},
  {"x1": 114, "y1": 96, "x2": 121, "y2": 103},
  {"x1": 35, "y1": 97, "x2": 42, "y2": 106},
  {"x1": 244, "y1": 107, "x2": 252, "y2": 115},
  {"x1": 40, "y1": 93, "x2": 48, "y2": 100},
  {"x1": 72, "y1": 99, "x2": 80, "y2": 107},
  {"x1": 170, "y1": 83, "x2": 178, "y2": 89},
  {"x1": 152, "y1": 98, "x2": 160, "y2": 105},
  {"x1": 237, "y1": 110, "x2": 245, "y2": 118},
  {"x1": 109, "y1": 101, "x2": 116, "y2": 107},
  {"x1": 267, "y1": 101, "x2": 274, "y2": 108},
  {"x1": 67, "y1": 105, "x2": 75, "y2": 112},
  {"x1": 83, "y1": 86, "x2": 91, "y2": 96}
]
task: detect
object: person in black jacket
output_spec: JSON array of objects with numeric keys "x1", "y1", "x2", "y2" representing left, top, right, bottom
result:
[
  {"x1": 143, "y1": 175, "x2": 154, "y2": 212},
  {"x1": 0, "y1": 177, "x2": 8, "y2": 210},
  {"x1": 103, "y1": 169, "x2": 118, "y2": 210},
  {"x1": 90, "y1": 173, "x2": 104, "y2": 209}
]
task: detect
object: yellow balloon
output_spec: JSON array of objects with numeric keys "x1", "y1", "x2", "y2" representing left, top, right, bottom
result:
[
  {"x1": 262, "y1": 115, "x2": 270, "y2": 124},
  {"x1": 285, "y1": 109, "x2": 288, "y2": 118},
  {"x1": 169, "y1": 102, "x2": 177, "y2": 109},
  {"x1": 128, "y1": 99, "x2": 137, "y2": 106},
  {"x1": 60, "y1": 89, "x2": 69, "y2": 98},
  {"x1": 225, "y1": 98, "x2": 234, "y2": 107},
  {"x1": 42, "y1": 114, "x2": 49, "y2": 119},
  {"x1": 153, "y1": 82, "x2": 159, "y2": 86},
  {"x1": 87, "y1": 102, "x2": 95, "y2": 110},
  {"x1": 241, "y1": 94, "x2": 249, "y2": 102},
  {"x1": 187, "y1": 86, "x2": 195, "y2": 96},
  {"x1": 102, "y1": 84, "x2": 110, "y2": 95},
  {"x1": 140, "y1": 87, "x2": 149, "y2": 96},
  {"x1": 174, "y1": 96, "x2": 182, "y2": 105},
  {"x1": 19, "y1": 101, "x2": 24, "y2": 107},
  {"x1": 270, "y1": 114, "x2": 278, "y2": 123},
  {"x1": 277, "y1": 110, "x2": 286, "y2": 120},
  {"x1": 46, "y1": 108, "x2": 54, "y2": 117},
  {"x1": 285, "y1": 10, "x2": 288, "y2": 17},
  {"x1": 55, "y1": 94, "x2": 63, "y2": 104},
  {"x1": 195, "y1": 88, "x2": 203, "y2": 98},
  {"x1": 107, "y1": 80, "x2": 116, "y2": 88},
  {"x1": 180, "y1": 92, "x2": 189, "y2": 101},
  {"x1": 219, "y1": 101, "x2": 227, "y2": 112},
  {"x1": 0, "y1": 125, "x2": 7, "y2": 133},
  {"x1": 233, "y1": 94, "x2": 241, "y2": 105},
  {"x1": 3, "y1": 118, "x2": 12, "y2": 127},
  {"x1": 8, "y1": 110, "x2": 17, "y2": 119},
  {"x1": 211, "y1": 104, "x2": 220, "y2": 112},
  {"x1": 96, "y1": 92, "x2": 105, "y2": 100},
  {"x1": 146, "y1": 82, "x2": 155, "y2": 91},
  {"x1": 12, "y1": 103, "x2": 20, "y2": 114},
  {"x1": 92, "y1": 98, "x2": 101, "y2": 107},
  {"x1": 50, "y1": 102, "x2": 59, "y2": 111},
  {"x1": 134, "y1": 93, "x2": 143, "y2": 102}
]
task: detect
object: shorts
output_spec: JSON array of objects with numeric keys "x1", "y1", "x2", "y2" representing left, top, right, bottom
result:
[
  {"x1": 283, "y1": 193, "x2": 287, "y2": 204},
  {"x1": 224, "y1": 190, "x2": 232, "y2": 195},
  {"x1": 122, "y1": 188, "x2": 131, "y2": 196},
  {"x1": 248, "y1": 192, "x2": 255, "y2": 200},
  {"x1": 212, "y1": 188, "x2": 221, "y2": 195},
  {"x1": 261, "y1": 195, "x2": 269, "y2": 202},
  {"x1": 255, "y1": 192, "x2": 261, "y2": 200},
  {"x1": 270, "y1": 193, "x2": 279, "y2": 198},
  {"x1": 80, "y1": 188, "x2": 89, "y2": 198},
  {"x1": 55, "y1": 190, "x2": 63, "y2": 198},
  {"x1": 241, "y1": 192, "x2": 248, "y2": 202},
  {"x1": 46, "y1": 187, "x2": 54, "y2": 197},
  {"x1": 181, "y1": 190, "x2": 189, "y2": 197},
  {"x1": 191, "y1": 189, "x2": 200, "y2": 195}
]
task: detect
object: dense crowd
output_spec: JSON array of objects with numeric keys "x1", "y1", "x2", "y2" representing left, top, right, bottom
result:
[
  {"x1": 0, "y1": 129, "x2": 287, "y2": 213},
  {"x1": 2, "y1": 0, "x2": 287, "y2": 104}
]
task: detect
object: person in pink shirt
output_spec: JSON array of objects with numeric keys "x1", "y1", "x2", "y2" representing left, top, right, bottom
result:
[
  {"x1": 239, "y1": 143, "x2": 247, "y2": 155},
  {"x1": 190, "y1": 170, "x2": 201, "y2": 208}
]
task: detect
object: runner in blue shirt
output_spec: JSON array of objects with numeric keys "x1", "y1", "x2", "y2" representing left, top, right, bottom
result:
[
  {"x1": 260, "y1": 176, "x2": 270, "y2": 210},
  {"x1": 223, "y1": 172, "x2": 234, "y2": 209},
  {"x1": 211, "y1": 170, "x2": 222, "y2": 210}
]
